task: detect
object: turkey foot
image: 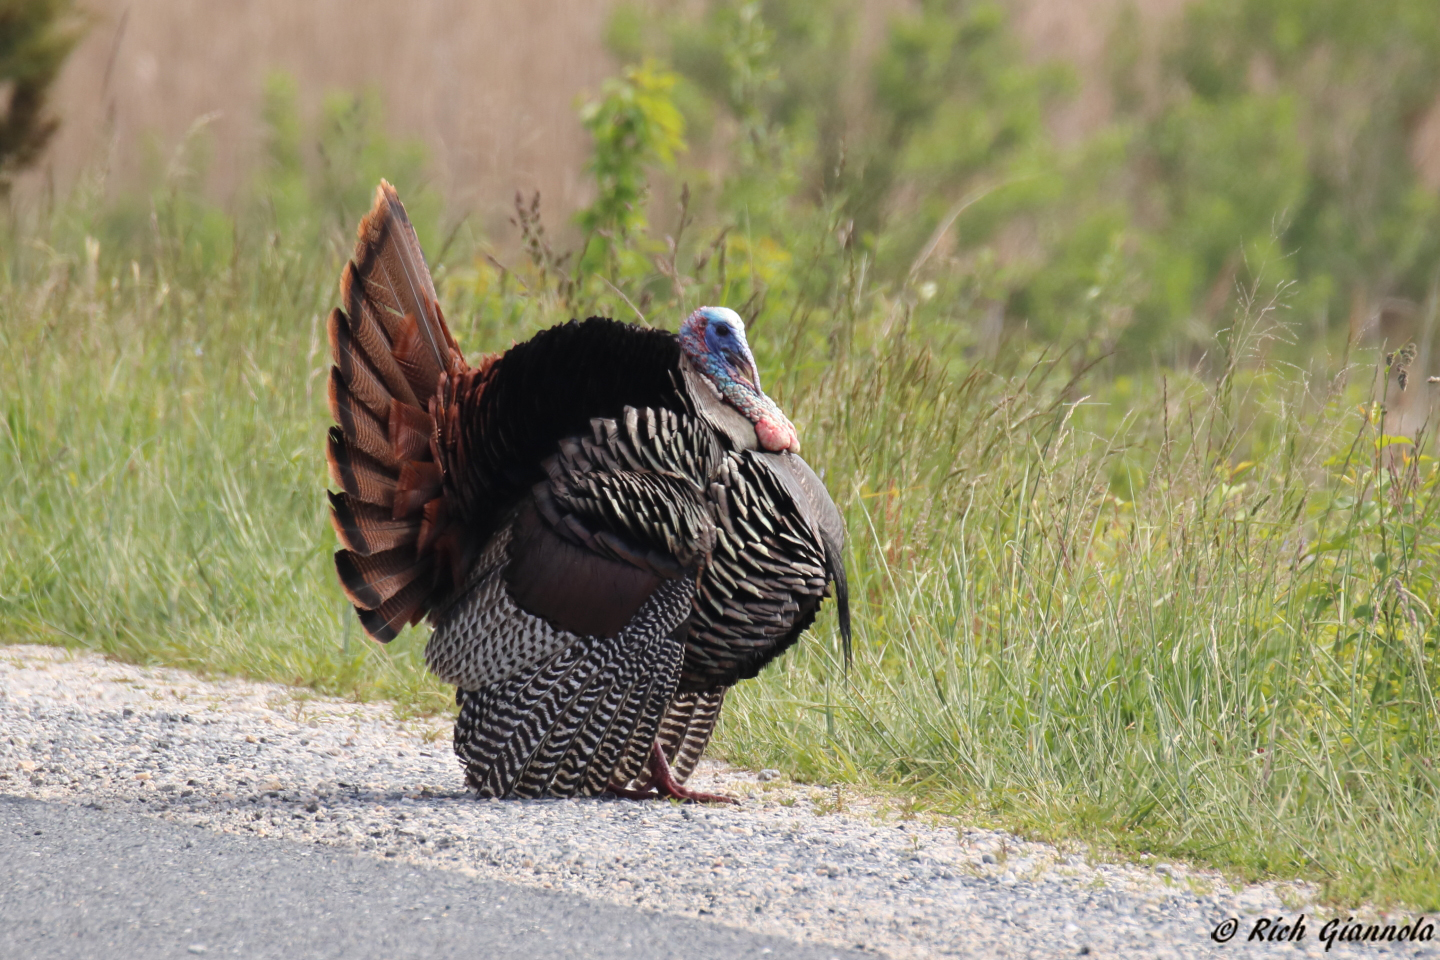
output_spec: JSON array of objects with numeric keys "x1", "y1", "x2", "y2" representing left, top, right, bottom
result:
[{"x1": 607, "y1": 741, "x2": 740, "y2": 805}]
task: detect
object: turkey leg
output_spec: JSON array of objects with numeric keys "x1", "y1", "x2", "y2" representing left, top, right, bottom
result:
[{"x1": 606, "y1": 741, "x2": 739, "y2": 805}]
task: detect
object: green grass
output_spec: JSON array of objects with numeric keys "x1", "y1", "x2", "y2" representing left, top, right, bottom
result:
[{"x1": 4, "y1": 188, "x2": 1440, "y2": 911}]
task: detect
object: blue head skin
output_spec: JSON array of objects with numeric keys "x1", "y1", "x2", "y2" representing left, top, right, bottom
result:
[{"x1": 678, "y1": 306, "x2": 799, "y2": 453}]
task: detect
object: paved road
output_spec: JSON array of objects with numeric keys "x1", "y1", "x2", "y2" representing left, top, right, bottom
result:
[{"x1": 0, "y1": 795, "x2": 864, "y2": 960}]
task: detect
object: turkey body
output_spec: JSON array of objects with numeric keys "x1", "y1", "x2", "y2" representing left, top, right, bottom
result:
[{"x1": 326, "y1": 183, "x2": 848, "y2": 800}]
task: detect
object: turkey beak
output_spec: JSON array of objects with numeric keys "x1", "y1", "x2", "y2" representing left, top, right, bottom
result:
[{"x1": 727, "y1": 351, "x2": 760, "y2": 391}]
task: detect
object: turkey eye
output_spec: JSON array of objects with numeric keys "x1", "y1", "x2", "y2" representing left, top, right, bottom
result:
[{"x1": 714, "y1": 323, "x2": 730, "y2": 337}]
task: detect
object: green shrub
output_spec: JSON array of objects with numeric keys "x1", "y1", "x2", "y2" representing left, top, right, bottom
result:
[{"x1": 608, "y1": 0, "x2": 1440, "y2": 359}]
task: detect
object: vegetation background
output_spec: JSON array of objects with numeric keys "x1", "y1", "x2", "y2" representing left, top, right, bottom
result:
[{"x1": 6, "y1": 0, "x2": 1440, "y2": 913}]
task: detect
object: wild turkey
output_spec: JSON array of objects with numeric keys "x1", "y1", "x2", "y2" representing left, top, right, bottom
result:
[{"x1": 326, "y1": 182, "x2": 849, "y2": 802}]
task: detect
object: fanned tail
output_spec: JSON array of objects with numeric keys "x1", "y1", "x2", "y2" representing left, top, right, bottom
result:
[{"x1": 327, "y1": 181, "x2": 469, "y2": 641}]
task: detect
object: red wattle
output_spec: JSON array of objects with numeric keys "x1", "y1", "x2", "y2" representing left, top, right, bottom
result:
[{"x1": 756, "y1": 417, "x2": 800, "y2": 453}]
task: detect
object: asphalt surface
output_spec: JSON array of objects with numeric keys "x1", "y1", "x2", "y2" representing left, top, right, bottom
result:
[{"x1": 0, "y1": 795, "x2": 866, "y2": 960}]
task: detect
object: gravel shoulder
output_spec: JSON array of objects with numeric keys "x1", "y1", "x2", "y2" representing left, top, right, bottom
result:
[{"x1": 0, "y1": 643, "x2": 1430, "y2": 959}]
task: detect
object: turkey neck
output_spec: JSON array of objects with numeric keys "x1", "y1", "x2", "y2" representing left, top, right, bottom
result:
[{"x1": 679, "y1": 353, "x2": 760, "y2": 453}]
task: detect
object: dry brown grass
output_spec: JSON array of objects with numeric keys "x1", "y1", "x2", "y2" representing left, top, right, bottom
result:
[
  {"x1": 24, "y1": 0, "x2": 1213, "y2": 235},
  {"x1": 1009, "y1": 0, "x2": 1191, "y2": 145},
  {"x1": 26, "y1": 0, "x2": 621, "y2": 234},
  {"x1": 44, "y1": 0, "x2": 1436, "y2": 239}
]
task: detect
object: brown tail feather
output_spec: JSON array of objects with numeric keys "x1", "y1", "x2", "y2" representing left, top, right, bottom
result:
[
  {"x1": 328, "y1": 308, "x2": 394, "y2": 419},
  {"x1": 327, "y1": 492, "x2": 420, "y2": 556},
  {"x1": 358, "y1": 575, "x2": 433, "y2": 642},
  {"x1": 339, "y1": 275, "x2": 422, "y2": 408},
  {"x1": 349, "y1": 181, "x2": 463, "y2": 403},
  {"x1": 326, "y1": 428, "x2": 397, "y2": 507},
  {"x1": 326, "y1": 182, "x2": 471, "y2": 642},
  {"x1": 391, "y1": 313, "x2": 446, "y2": 405},
  {"x1": 393, "y1": 461, "x2": 443, "y2": 518},
  {"x1": 388, "y1": 401, "x2": 434, "y2": 463},
  {"x1": 335, "y1": 545, "x2": 424, "y2": 608},
  {"x1": 329, "y1": 371, "x2": 398, "y2": 468}
]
